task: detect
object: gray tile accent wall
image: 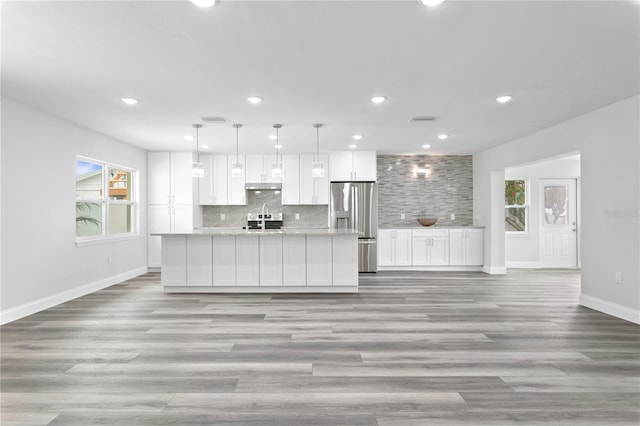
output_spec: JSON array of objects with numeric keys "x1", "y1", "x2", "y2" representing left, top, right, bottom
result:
[
  {"x1": 377, "y1": 155, "x2": 473, "y2": 227},
  {"x1": 203, "y1": 190, "x2": 328, "y2": 228}
]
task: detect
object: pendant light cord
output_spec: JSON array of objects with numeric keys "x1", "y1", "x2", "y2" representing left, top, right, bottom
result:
[{"x1": 236, "y1": 125, "x2": 239, "y2": 161}]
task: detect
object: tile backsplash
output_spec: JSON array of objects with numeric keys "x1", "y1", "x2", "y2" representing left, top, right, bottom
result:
[
  {"x1": 203, "y1": 190, "x2": 328, "y2": 228},
  {"x1": 377, "y1": 155, "x2": 473, "y2": 227}
]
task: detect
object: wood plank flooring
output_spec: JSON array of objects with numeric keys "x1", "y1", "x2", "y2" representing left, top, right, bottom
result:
[{"x1": 1, "y1": 270, "x2": 639, "y2": 425}]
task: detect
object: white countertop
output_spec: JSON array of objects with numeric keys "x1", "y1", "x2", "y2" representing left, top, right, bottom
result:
[
  {"x1": 153, "y1": 228, "x2": 362, "y2": 236},
  {"x1": 380, "y1": 225, "x2": 485, "y2": 229}
]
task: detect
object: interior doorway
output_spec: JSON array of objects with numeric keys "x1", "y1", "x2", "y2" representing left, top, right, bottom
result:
[{"x1": 540, "y1": 178, "x2": 578, "y2": 268}]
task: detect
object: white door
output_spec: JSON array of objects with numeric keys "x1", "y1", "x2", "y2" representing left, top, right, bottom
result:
[{"x1": 540, "y1": 179, "x2": 578, "y2": 268}]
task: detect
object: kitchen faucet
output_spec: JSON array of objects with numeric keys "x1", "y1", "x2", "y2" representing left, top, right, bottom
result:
[{"x1": 261, "y1": 203, "x2": 269, "y2": 230}]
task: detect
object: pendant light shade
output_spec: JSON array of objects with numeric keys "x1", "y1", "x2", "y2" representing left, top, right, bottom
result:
[
  {"x1": 192, "y1": 124, "x2": 204, "y2": 178},
  {"x1": 271, "y1": 124, "x2": 284, "y2": 178},
  {"x1": 231, "y1": 123, "x2": 244, "y2": 178},
  {"x1": 312, "y1": 123, "x2": 325, "y2": 178}
]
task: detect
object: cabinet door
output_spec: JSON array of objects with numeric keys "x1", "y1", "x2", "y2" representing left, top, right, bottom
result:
[
  {"x1": 187, "y1": 236, "x2": 212, "y2": 286},
  {"x1": 352, "y1": 151, "x2": 377, "y2": 181},
  {"x1": 332, "y1": 237, "x2": 358, "y2": 286},
  {"x1": 395, "y1": 229, "x2": 412, "y2": 266},
  {"x1": 378, "y1": 230, "x2": 395, "y2": 266},
  {"x1": 411, "y1": 235, "x2": 430, "y2": 266},
  {"x1": 281, "y1": 154, "x2": 300, "y2": 205},
  {"x1": 236, "y1": 236, "x2": 260, "y2": 286},
  {"x1": 148, "y1": 152, "x2": 171, "y2": 204},
  {"x1": 212, "y1": 236, "x2": 236, "y2": 286},
  {"x1": 148, "y1": 236, "x2": 162, "y2": 268},
  {"x1": 198, "y1": 155, "x2": 214, "y2": 205},
  {"x1": 148, "y1": 205, "x2": 171, "y2": 233},
  {"x1": 329, "y1": 152, "x2": 353, "y2": 181},
  {"x1": 259, "y1": 236, "x2": 283, "y2": 286},
  {"x1": 449, "y1": 229, "x2": 466, "y2": 266},
  {"x1": 300, "y1": 154, "x2": 329, "y2": 204},
  {"x1": 466, "y1": 229, "x2": 484, "y2": 266},
  {"x1": 172, "y1": 205, "x2": 193, "y2": 232},
  {"x1": 283, "y1": 235, "x2": 306, "y2": 286},
  {"x1": 315, "y1": 154, "x2": 330, "y2": 204},
  {"x1": 245, "y1": 155, "x2": 265, "y2": 183},
  {"x1": 430, "y1": 236, "x2": 450, "y2": 265},
  {"x1": 161, "y1": 236, "x2": 187, "y2": 286},
  {"x1": 171, "y1": 152, "x2": 194, "y2": 205},
  {"x1": 201, "y1": 155, "x2": 228, "y2": 205},
  {"x1": 306, "y1": 235, "x2": 333, "y2": 286},
  {"x1": 227, "y1": 155, "x2": 246, "y2": 205}
]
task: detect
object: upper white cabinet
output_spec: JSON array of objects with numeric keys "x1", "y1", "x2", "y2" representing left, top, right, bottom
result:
[
  {"x1": 246, "y1": 155, "x2": 281, "y2": 183},
  {"x1": 148, "y1": 152, "x2": 194, "y2": 205},
  {"x1": 300, "y1": 154, "x2": 329, "y2": 205},
  {"x1": 329, "y1": 151, "x2": 376, "y2": 181},
  {"x1": 281, "y1": 154, "x2": 301, "y2": 205},
  {"x1": 227, "y1": 156, "x2": 247, "y2": 205},
  {"x1": 449, "y1": 229, "x2": 484, "y2": 266},
  {"x1": 412, "y1": 229, "x2": 449, "y2": 266},
  {"x1": 378, "y1": 229, "x2": 412, "y2": 266},
  {"x1": 198, "y1": 154, "x2": 246, "y2": 206}
]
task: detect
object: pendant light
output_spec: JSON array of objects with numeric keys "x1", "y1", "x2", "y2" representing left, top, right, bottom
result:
[
  {"x1": 231, "y1": 123, "x2": 244, "y2": 178},
  {"x1": 312, "y1": 123, "x2": 325, "y2": 178},
  {"x1": 271, "y1": 124, "x2": 284, "y2": 178},
  {"x1": 192, "y1": 124, "x2": 204, "y2": 178}
]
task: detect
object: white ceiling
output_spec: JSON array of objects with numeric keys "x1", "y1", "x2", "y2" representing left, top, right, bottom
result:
[{"x1": 2, "y1": 0, "x2": 639, "y2": 155}]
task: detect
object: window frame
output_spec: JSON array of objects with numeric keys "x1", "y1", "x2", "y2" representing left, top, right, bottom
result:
[
  {"x1": 505, "y1": 179, "x2": 529, "y2": 233},
  {"x1": 75, "y1": 156, "x2": 139, "y2": 246}
]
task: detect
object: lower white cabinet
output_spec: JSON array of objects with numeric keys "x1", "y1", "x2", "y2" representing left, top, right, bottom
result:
[
  {"x1": 236, "y1": 235, "x2": 260, "y2": 286},
  {"x1": 306, "y1": 235, "x2": 333, "y2": 286},
  {"x1": 283, "y1": 235, "x2": 306, "y2": 286},
  {"x1": 260, "y1": 235, "x2": 283, "y2": 286},
  {"x1": 412, "y1": 229, "x2": 449, "y2": 266},
  {"x1": 187, "y1": 236, "x2": 212, "y2": 287},
  {"x1": 449, "y1": 229, "x2": 484, "y2": 266},
  {"x1": 332, "y1": 236, "x2": 358, "y2": 286},
  {"x1": 149, "y1": 204, "x2": 194, "y2": 267},
  {"x1": 212, "y1": 236, "x2": 236, "y2": 286},
  {"x1": 378, "y1": 229, "x2": 412, "y2": 266},
  {"x1": 161, "y1": 236, "x2": 187, "y2": 286}
]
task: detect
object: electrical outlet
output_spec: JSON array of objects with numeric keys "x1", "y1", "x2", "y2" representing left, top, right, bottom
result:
[
  {"x1": 400, "y1": 213, "x2": 406, "y2": 220},
  {"x1": 220, "y1": 213, "x2": 225, "y2": 220},
  {"x1": 615, "y1": 272, "x2": 623, "y2": 284},
  {"x1": 295, "y1": 213, "x2": 300, "y2": 220},
  {"x1": 450, "y1": 213, "x2": 456, "y2": 220}
]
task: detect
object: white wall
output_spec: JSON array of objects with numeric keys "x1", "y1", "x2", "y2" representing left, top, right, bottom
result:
[
  {"x1": 505, "y1": 156, "x2": 581, "y2": 267},
  {"x1": 0, "y1": 97, "x2": 148, "y2": 323},
  {"x1": 473, "y1": 95, "x2": 639, "y2": 323}
]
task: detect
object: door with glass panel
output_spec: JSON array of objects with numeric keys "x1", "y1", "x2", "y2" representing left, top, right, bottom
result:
[{"x1": 540, "y1": 179, "x2": 577, "y2": 268}]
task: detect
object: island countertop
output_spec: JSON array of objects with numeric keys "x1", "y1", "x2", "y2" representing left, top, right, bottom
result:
[{"x1": 152, "y1": 227, "x2": 362, "y2": 236}]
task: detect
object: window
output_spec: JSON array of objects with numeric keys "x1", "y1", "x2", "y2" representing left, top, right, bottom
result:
[
  {"x1": 76, "y1": 157, "x2": 138, "y2": 242},
  {"x1": 505, "y1": 179, "x2": 527, "y2": 232}
]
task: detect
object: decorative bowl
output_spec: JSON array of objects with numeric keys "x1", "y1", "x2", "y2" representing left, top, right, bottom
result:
[{"x1": 417, "y1": 218, "x2": 438, "y2": 226}]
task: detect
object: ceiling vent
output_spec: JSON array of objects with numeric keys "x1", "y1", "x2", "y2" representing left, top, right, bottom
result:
[
  {"x1": 201, "y1": 117, "x2": 227, "y2": 123},
  {"x1": 409, "y1": 116, "x2": 437, "y2": 122}
]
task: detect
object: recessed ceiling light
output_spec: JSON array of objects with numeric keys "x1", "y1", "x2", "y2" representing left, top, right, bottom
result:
[
  {"x1": 371, "y1": 96, "x2": 387, "y2": 104},
  {"x1": 190, "y1": 0, "x2": 216, "y2": 7},
  {"x1": 438, "y1": 133, "x2": 449, "y2": 140},
  {"x1": 353, "y1": 134, "x2": 363, "y2": 140},
  {"x1": 420, "y1": 0, "x2": 446, "y2": 6},
  {"x1": 496, "y1": 95, "x2": 513, "y2": 104},
  {"x1": 274, "y1": 144, "x2": 283, "y2": 149},
  {"x1": 269, "y1": 134, "x2": 277, "y2": 140},
  {"x1": 121, "y1": 97, "x2": 138, "y2": 105},
  {"x1": 422, "y1": 144, "x2": 432, "y2": 149},
  {"x1": 201, "y1": 145, "x2": 210, "y2": 150},
  {"x1": 247, "y1": 96, "x2": 263, "y2": 104},
  {"x1": 184, "y1": 135, "x2": 194, "y2": 140},
  {"x1": 349, "y1": 144, "x2": 357, "y2": 149}
]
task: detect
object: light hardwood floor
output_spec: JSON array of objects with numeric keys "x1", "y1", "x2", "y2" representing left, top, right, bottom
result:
[{"x1": 1, "y1": 270, "x2": 639, "y2": 425}]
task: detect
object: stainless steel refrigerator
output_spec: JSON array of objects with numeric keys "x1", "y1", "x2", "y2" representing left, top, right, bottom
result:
[{"x1": 330, "y1": 181, "x2": 377, "y2": 272}]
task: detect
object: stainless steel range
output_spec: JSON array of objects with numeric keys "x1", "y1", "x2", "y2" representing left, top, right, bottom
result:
[{"x1": 246, "y1": 212, "x2": 283, "y2": 230}]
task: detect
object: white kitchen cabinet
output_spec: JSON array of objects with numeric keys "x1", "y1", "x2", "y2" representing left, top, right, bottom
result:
[
  {"x1": 283, "y1": 235, "x2": 306, "y2": 286},
  {"x1": 412, "y1": 229, "x2": 449, "y2": 266},
  {"x1": 212, "y1": 236, "x2": 236, "y2": 286},
  {"x1": 236, "y1": 235, "x2": 260, "y2": 286},
  {"x1": 227, "y1": 155, "x2": 246, "y2": 205},
  {"x1": 246, "y1": 155, "x2": 281, "y2": 183},
  {"x1": 260, "y1": 235, "x2": 283, "y2": 286},
  {"x1": 148, "y1": 204, "x2": 193, "y2": 267},
  {"x1": 306, "y1": 235, "x2": 333, "y2": 286},
  {"x1": 281, "y1": 154, "x2": 301, "y2": 205},
  {"x1": 449, "y1": 229, "x2": 484, "y2": 266},
  {"x1": 332, "y1": 236, "x2": 358, "y2": 286},
  {"x1": 199, "y1": 155, "x2": 228, "y2": 205},
  {"x1": 186, "y1": 236, "x2": 212, "y2": 287},
  {"x1": 300, "y1": 154, "x2": 329, "y2": 205},
  {"x1": 161, "y1": 236, "x2": 187, "y2": 286},
  {"x1": 329, "y1": 151, "x2": 376, "y2": 182},
  {"x1": 378, "y1": 229, "x2": 412, "y2": 266}
]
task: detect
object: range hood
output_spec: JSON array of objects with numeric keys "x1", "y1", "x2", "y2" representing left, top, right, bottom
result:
[{"x1": 245, "y1": 182, "x2": 282, "y2": 190}]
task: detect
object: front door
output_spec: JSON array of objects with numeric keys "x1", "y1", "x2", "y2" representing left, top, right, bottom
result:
[{"x1": 540, "y1": 179, "x2": 578, "y2": 268}]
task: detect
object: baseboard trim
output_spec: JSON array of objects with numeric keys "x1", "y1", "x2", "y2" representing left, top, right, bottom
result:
[
  {"x1": 506, "y1": 261, "x2": 542, "y2": 269},
  {"x1": 579, "y1": 294, "x2": 640, "y2": 324},
  {"x1": 164, "y1": 285, "x2": 358, "y2": 294},
  {"x1": 377, "y1": 266, "x2": 483, "y2": 272},
  {"x1": 482, "y1": 266, "x2": 507, "y2": 275},
  {"x1": 0, "y1": 266, "x2": 148, "y2": 325}
]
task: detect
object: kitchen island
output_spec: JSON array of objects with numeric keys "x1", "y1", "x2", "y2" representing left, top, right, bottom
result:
[{"x1": 153, "y1": 228, "x2": 360, "y2": 293}]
